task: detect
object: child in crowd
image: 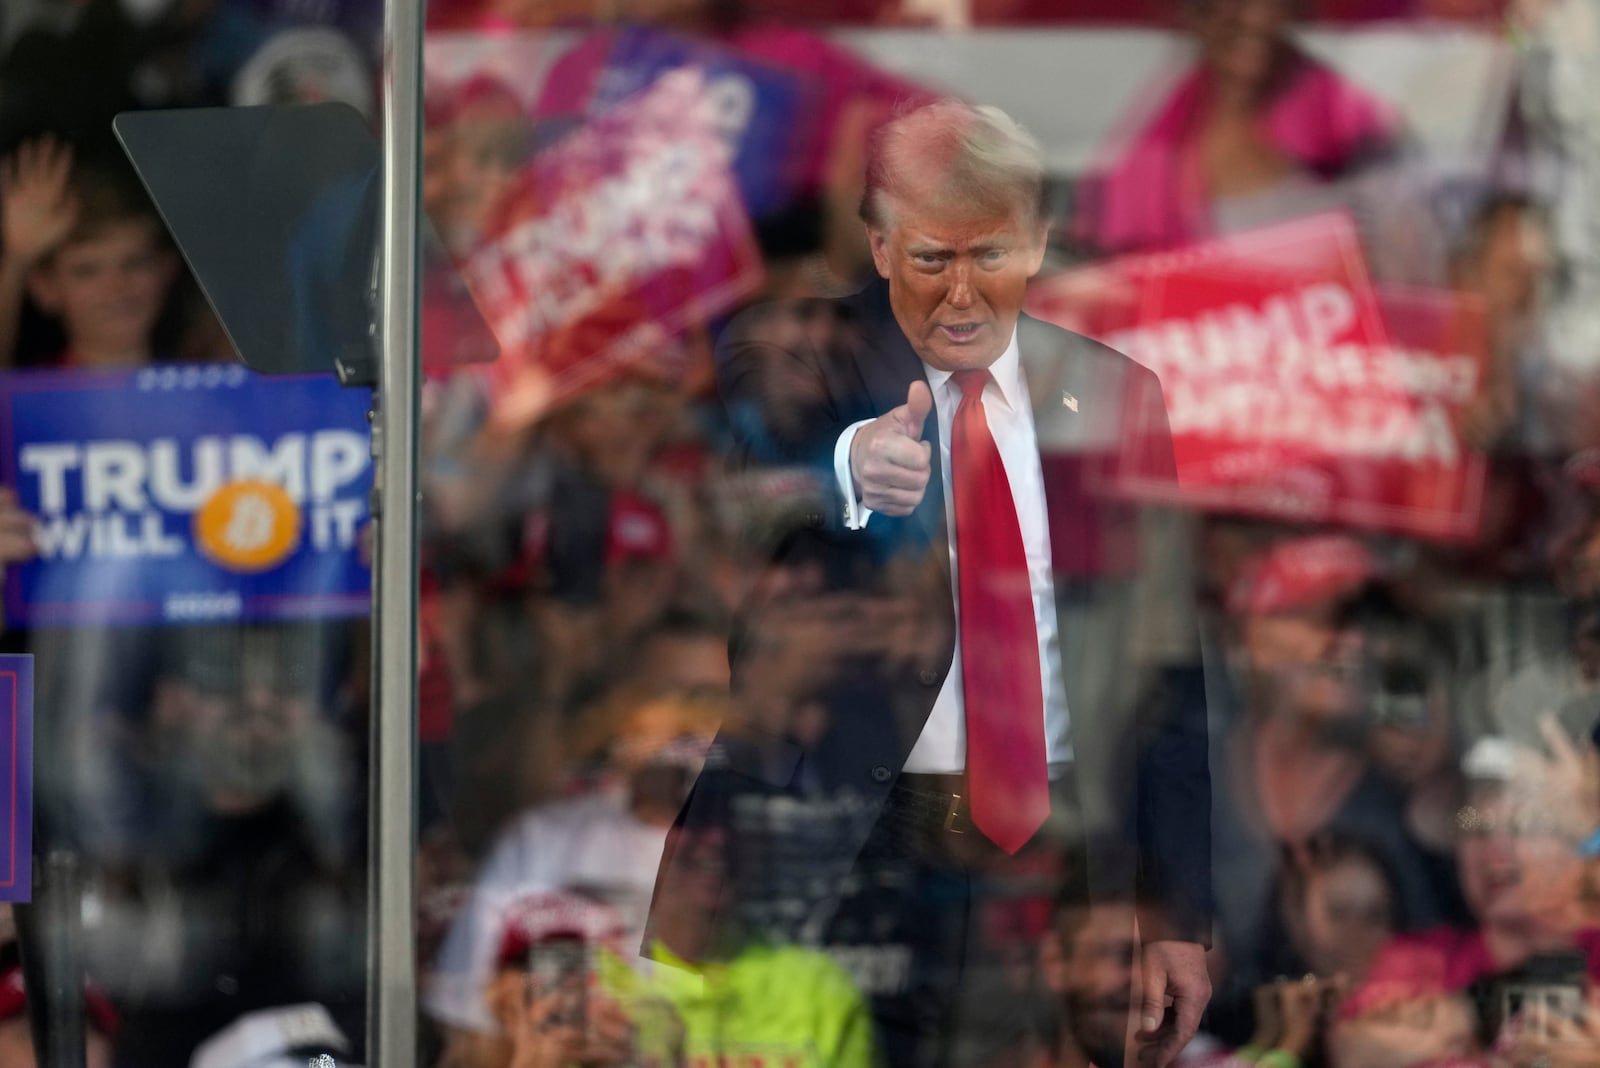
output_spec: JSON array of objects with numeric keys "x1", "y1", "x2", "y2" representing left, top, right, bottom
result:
[{"x1": 0, "y1": 137, "x2": 177, "y2": 369}]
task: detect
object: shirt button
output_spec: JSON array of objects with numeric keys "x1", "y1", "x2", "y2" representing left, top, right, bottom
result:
[
  {"x1": 918, "y1": 668, "x2": 939, "y2": 686},
  {"x1": 870, "y1": 765, "x2": 891, "y2": 783}
]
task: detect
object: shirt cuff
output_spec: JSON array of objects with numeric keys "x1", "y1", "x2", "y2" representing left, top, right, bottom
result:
[{"x1": 833, "y1": 419, "x2": 876, "y2": 530}]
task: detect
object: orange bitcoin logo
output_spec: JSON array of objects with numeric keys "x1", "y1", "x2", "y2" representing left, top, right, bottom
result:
[{"x1": 193, "y1": 480, "x2": 302, "y2": 572}]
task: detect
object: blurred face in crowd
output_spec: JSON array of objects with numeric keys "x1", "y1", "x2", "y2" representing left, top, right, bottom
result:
[
  {"x1": 1192, "y1": 0, "x2": 1294, "y2": 98},
  {"x1": 1471, "y1": 206, "x2": 1552, "y2": 323},
  {"x1": 0, "y1": 1020, "x2": 112, "y2": 1068},
  {"x1": 868, "y1": 185, "x2": 1046, "y2": 375},
  {"x1": 559, "y1": 382, "x2": 665, "y2": 486},
  {"x1": 28, "y1": 221, "x2": 175, "y2": 361},
  {"x1": 185, "y1": 660, "x2": 315, "y2": 809},
  {"x1": 1288, "y1": 855, "x2": 1397, "y2": 981},
  {"x1": 651, "y1": 825, "x2": 732, "y2": 957},
  {"x1": 604, "y1": 559, "x2": 679, "y2": 647},
  {"x1": 1243, "y1": 602, "x2": 1368, "y2": 723},
  {"x1": 1456, "y1": 785, "x2": 1584, "y2": 932},
  {"x1": 635, "y1": 631, "x2": 730, "y2": 695},
  {"x1": 1041, "y1": 903, "x2": 1139, "y2": 1067},
  {"x1": 432, "y1": 102, "x2": 526, "y2": 253}
]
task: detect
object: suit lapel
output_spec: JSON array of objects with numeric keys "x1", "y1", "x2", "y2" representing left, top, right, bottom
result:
[
  {"x1": 1019, "y1": 314, "x2": 1082, "y2": 552},
  {"x1": 1019, "y1": 314, "x2": 1136, "y2": 580}
]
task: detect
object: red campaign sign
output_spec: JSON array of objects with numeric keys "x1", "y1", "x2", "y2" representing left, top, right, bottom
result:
[
  {"x1": 463, "y1": 69, "x2": 764, "y2": 424},
  {"x1": 1028, "y1": 213, "x2": 1488, "y2": 541}
]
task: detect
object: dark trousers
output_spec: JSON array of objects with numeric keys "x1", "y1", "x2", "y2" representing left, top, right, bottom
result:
[{"x1": 825, "y1": 769, "x2": 1086, "y2": 1068}]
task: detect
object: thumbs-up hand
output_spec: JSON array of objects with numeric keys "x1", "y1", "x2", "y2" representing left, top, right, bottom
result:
[{"x1": 849, "y1": 381, "x2": 934, "y2": 517}]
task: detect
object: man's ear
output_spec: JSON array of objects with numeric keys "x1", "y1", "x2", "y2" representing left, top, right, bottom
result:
[
  {"x1": 1024, "y1": 219, "x2": 1050, "y2": 279},
  {"x1": 26, "y1": 265, "x2": 61, "y2": 315},
  {"x1": 867, "y1": 226, "x2": 892, "y2": 280}
]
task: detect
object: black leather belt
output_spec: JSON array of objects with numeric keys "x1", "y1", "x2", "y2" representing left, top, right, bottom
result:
[
  {"x1": 891, "y1": 772, "x2": 973, "y2": 835},
  {"x1": 891, "y1": 764, "x2": 1073, "y2": 838}
]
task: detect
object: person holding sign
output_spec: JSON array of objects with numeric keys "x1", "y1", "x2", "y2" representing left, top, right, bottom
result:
[
  {"x1": 0, "y1": 488, "x2": 31, "y2": 570},
  {"x1": 650, "y1": 100, "x2": 1212, "y2": 1067}
]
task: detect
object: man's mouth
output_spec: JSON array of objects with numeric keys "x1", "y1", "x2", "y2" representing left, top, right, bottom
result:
[{"x1": 938, "y1": 323, "x2": 982, "y2": 343}]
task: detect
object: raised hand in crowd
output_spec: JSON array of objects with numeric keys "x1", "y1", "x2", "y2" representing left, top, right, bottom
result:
[
  {"x1": 1329, "y1": 993, "x2": 1478, "y2": 1068},
  {"x1": 0, "y1": 137, "x2": 78, "y2": 366},
  {"x1": 0, "y1": 488, "x2": 36, "y2": 566},
  {"x1": 1504, "y1": 991, "x2": 1600, "y2": 1068},
  {"x1": 1247, "y1": 979, "x2": 1285, "y2": 1053},
  {"x1": 486, "y1": 971, "x2": 636, "y2": 1068},
  {"x1": 1515, "y1": 716, "x2": 1600, "y2": 844},
  {"x1": 1271, "y1": 975, "x2": 1346, "y2": 1060},
  {"x1": 0, "y1": 138, "x2": 78, "y2": 269}
]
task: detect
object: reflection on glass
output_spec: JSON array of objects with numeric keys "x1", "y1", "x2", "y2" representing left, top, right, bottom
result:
[{"x1": 3, "y1": 0, "x2": 1600, "y2": 1065}]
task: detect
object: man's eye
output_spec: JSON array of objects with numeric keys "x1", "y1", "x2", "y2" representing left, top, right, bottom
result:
[
  {"x1": 981, "y1": 249, "x2": 1007, "y2": 264},
  {"x1": 913, "y1": 254, "x2": 943, "y2": 267}
]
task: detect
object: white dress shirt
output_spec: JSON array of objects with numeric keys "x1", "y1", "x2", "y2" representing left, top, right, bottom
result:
[{"x1": 831, "y1": 329, "x2": 1071, "y2": 773}]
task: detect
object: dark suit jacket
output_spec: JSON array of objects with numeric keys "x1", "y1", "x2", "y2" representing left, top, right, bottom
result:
[{"x1": 651, "y1": 278, "x2": 1212, "y2": 950}]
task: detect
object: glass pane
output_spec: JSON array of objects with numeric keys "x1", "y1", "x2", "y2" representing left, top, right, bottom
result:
[
  {"x1": 412, "y1": 3, "x2": 1600, "y2": 1067},
  {"x1": 0, "y1": 7, "x2": 386, "y2": 1061},
  {"x1": 451, "y1": 1, "x2": 1590, "y2": 1066}
]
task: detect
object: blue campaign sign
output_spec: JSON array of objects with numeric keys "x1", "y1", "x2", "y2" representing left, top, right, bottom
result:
[
  {"x1": 1, "y1": 364, "x2": 372, "y2": 626},
  {"x1": 588, "y1": 27, "x2": 820, "y2": 220},
  {"x1": 0, "y1": 656, "x2": 31, "y2": 903}
]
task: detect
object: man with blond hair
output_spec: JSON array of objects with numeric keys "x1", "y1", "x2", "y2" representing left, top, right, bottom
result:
[{"x1": 652, "y1": 99, "x2": 1212, "y2": 1068}]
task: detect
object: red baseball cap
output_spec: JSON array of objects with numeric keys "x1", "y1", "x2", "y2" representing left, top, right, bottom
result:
[
  {"x1": 493, "y1": 891, "x2": 626, "y2": 970},
  {"x1": 604, "y1": 492, "x2": 673, "y2": 566},
  {"x1": 1227, "y1": 535, "x2": 1380, "y2": 617},
  {"x1": 0, "y1": 965, "x2": 119, "y2": 1038}
]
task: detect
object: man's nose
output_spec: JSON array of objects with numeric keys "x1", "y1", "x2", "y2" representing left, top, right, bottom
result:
[{"x1": 946, "y1": 262, "x2": 975, "y2": 310}]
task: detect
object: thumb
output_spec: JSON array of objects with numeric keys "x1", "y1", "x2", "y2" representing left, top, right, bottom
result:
[
  {"x1": 899, "y1": 380, "x2": 934, "y2": 436},
  {"x1": 1141, "y1": 960, "x2": 1169, "y2": 1036}
]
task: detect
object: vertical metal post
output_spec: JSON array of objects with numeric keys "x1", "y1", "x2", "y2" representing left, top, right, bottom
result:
[{"x1": 369, "y1": 0, "x2": 423, "y2": 1058}]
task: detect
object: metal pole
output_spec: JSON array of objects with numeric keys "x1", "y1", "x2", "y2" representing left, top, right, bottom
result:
[
  {"x1": 369, "y1": 0, "x2": 423, "y2": 1057},
  {"x1": 16, "y1": 851, "x2": 87, "y2": 1068}
]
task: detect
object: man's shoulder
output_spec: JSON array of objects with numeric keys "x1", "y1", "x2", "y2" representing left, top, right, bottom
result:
[{"x1": 1019, "y1": 312, "x2": 1158, "y2": 382}]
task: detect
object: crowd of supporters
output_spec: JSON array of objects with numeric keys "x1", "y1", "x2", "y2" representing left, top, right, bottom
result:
[{"x1": 2, "y1": 0, "x2": 1600, "y2": 1065}]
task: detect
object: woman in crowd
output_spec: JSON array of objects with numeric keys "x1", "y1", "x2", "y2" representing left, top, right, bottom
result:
[
  {"x1": 1076, "y1": 0, "x2": 1442, "y2": 283},
  {"x1": 1332, "y1": 731, "x2": 1600, "y2": 1066}
]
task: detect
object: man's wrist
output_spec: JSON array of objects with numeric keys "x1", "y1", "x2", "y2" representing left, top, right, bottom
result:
[
  {"x1": 1274, "y1": 1028, "x2": 1315, "y2": 1058},
  {"x1": 833, "y1": 419, "x2": 875, "y2": 530}
]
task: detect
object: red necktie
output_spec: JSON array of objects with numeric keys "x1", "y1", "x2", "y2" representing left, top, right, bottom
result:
[{"x1": 950, "y1": 369, "x2": 1049, "y2": 854}]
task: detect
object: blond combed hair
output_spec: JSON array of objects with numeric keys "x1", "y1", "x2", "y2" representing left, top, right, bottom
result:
[{"x1": 859, "y1": 99, "x2": 1046, "y2": 233}]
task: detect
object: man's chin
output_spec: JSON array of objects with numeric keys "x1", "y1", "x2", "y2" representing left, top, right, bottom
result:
[
  {"x1": 1069, "y1": 1007, "x2": 1132, "y2": 1068},
  {"x1": 921, "y1": 339, "x2": 1003, "y2": 374},
  {"x1": 1077, "y1": 1037, "x2": 1127, "y2": 1068}
]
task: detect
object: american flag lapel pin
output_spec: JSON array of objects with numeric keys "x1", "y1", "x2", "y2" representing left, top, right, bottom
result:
[{"x1": 1062, "y1": 391, "x2": 1079, "y2": 413}]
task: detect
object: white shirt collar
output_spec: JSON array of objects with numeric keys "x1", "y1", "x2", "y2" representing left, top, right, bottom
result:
[{"x1": 920, "y1": 325, "x2": 1025, "y2": 414}]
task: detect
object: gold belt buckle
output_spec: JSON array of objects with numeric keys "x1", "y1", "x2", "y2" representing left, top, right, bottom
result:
[{"x1": 944, "y1": 793, "x2": 965, "y2": 834}]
